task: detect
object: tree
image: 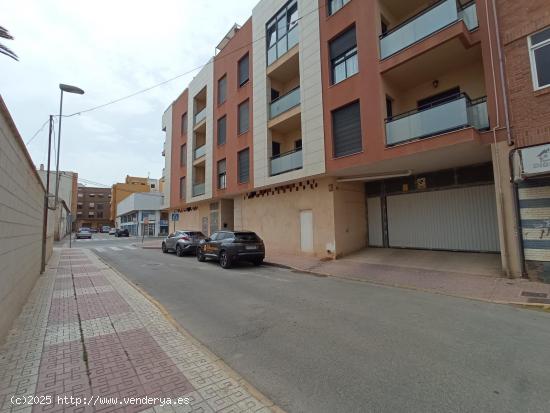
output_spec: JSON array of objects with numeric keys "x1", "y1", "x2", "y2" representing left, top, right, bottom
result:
[{"x1": 0, "y1": 26, "x2": 18, "y2": 61}]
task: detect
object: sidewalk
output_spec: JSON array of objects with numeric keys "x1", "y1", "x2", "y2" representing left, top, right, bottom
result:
[
  {"x1": 264, "y1": 251, "x2": 550, "y2": 308},
  {"x1": 0, "y1": 248, "x2": 277, "y2": 413}
]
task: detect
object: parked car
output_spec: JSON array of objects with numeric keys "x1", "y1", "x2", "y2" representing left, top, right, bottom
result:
[
  {"x1": 101, "y1": 226, "x2": 110, "y2": 233},
  {"x1": 197, "y1": 231, "x2": 265, "y2": 268},
  {"x1": 162, "y1": 231, "x2": 206, "y2": 256},
  {"x1": 115, "y1": 228, "x2": 130, "y2": 237},
  {"x1": 90, "y1": 228, "x2": 98, "y2": 233},
  {"x1": 76, "y1": 229, "x2": 92, "y2": 239},
  {"x1": 109, "y1": 228, "x2": 117, "y2": 235}
]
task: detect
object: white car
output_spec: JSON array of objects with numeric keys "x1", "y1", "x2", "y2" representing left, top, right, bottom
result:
[{"x1": 109, "y1": 228, "x2": 117, "y2": 235}]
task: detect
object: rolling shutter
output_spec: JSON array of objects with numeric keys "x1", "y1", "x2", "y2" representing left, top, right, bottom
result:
[
  {"x1": 332, "y1": 101, "x2": 362, "y2": 157},
  {"x1": 238, "y1": 148, "x2": 250, "y2": 183}
]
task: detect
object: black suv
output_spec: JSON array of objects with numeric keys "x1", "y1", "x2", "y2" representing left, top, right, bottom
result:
[
  {"x1": 197, "y1": 231, "x2": 265, "y2": 268},
  {"x1": 115, "y1": 228, "x2": 130, "y2": 237}
]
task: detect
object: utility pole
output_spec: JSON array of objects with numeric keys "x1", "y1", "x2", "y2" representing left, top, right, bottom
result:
[{"x1": 41, "y1": 116, "x2": 54, "y2": 274}]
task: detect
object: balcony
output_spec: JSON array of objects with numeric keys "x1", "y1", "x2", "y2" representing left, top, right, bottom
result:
[
  {"x1": 379, "y1": 0, "x2": 478, "y2": 60},
  {"x1": 270, "y1": 87, "x2": 300, "y2": 119},
  {"x1": 194, "y1": 107, "x2": 206, "y2": 126},
  {"x1": 270, "y1": 148, "x2": 303, "y2": 176},
  {"x1": 385, "y1": 93, "x2": 488, "y2": 146},
  {"x1": 194, "y1": 144, "x2": 206, "y2": 160},
  {"x1": 267, "y1": 25, "x2": 299, "y2": 67},
  {"x1": 192, "y1": 183, "x2": 205, "y2": 197}
]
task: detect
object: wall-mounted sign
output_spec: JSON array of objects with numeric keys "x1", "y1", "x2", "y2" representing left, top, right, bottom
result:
[{"x1": 521, "y1": 144, "x2": 550, "y2": 177}]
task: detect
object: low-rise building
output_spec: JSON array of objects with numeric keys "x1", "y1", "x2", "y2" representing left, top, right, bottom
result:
[
  {"x1": 116, "y1": 192, "x2": 168, "y2": 236},
  {"x1": 110, "y1": 176, "x2": 159, "y2": 222}
]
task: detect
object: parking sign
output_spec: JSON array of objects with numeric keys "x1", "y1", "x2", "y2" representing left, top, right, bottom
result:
[{"x1": 171, "y1": 213, "x2": 180, "y2": 222}]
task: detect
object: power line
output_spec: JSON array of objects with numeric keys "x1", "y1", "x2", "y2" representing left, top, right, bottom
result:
[{"x1": 25, "y1": 118, "x2": 49, "y2": 145}]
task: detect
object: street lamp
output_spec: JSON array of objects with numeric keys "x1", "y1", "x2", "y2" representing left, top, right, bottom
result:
[{"x1": 41, "y1": 83, "x2": 84, "y2": 273}]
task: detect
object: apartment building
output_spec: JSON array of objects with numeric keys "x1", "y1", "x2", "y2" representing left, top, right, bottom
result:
[
  {"x1": 497, "y1": 0, "x2": 550, "y2": 281},
  {"x1": 161, "y1": 0, "x2": 550, "y2": 279},
  {"x1": 75, "y1": 186, "x2": 113, "y2": 230},
  {"x1": 110, "y1": 175, "x2": 158, "y2": 221}
]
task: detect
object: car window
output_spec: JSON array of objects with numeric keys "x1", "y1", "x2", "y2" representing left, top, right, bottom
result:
[
  {"x1": 186, "y1": 231, "x2": 205, "y2": 237},
  {"x1": 210, "y1": 232, "x2": 219, "y2": 241},
  {"x1": 234, "y1": 232, "x2": 259, "y2": 241}
]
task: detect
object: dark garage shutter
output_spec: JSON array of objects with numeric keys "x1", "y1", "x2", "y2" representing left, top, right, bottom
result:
[{"x1": 332, "y1": 101, "x2": 362, "y2": 157}]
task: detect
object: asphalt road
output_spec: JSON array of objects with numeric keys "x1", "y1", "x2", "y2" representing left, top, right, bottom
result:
[{"x1": 76, "y1": 235, "x2": 550, "y2": 413}]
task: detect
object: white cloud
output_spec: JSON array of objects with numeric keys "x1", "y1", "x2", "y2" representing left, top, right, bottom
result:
[{"x1": 0, "y1": 0, "x2": 258, "y2": 185}]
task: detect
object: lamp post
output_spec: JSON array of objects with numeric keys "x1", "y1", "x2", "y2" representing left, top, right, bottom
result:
[{"x1": 40, "y1": 83, "x2": 84, "y2": 274}]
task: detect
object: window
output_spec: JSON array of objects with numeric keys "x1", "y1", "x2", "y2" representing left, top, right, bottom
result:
[
  {"x1": 89, "y1": 193, "x2": 95, "y2": 197},
  {"x1": 386, "y1": 96, "x2": 393, "y2": 120},
  {"x1": 180, "y1": 144, "x2": 187, "y2": 166},
  {"x1": 218, "y1": 75, "x2": 227, "y2": 104},
  {"x1": 179, "y1": 177, "x2": 186, "y2": 200},
  {"x1": 238, "y1": 148, "x2": 250, "y2": 183},
  {"x1": 330, "y1": 26, "x2": 358, "y2": 84},
  {"x1": 217, "y1": 159, "x2": 227, "y2": 189},
  {"x1": 238, "y1": 100, "x2": 249, "y2": 134},
  {"x1": 181, "y1": 113, "x2": 188, "y2": 135},
  {"x1": 295, "y1": 139, "x2": 302, "y2": 150},
  {"x1": 77, "y1": 203, "x2": 83, "y2": 210},
  {"x1": 238, "y1": 54, "x2": 249, "y2": 86},
  {"x1": 97, "y1": 204, "x2": 103, "y2": 210},
  {"x1": 78, "y1": 193, "x2": 83, "y2": 198},
  {"x1": 217, "y1": 116, "x2": 227, "y2": 145},
  {"x1": 332, "y1": 101, "x2": 362, "y2": 157},
  {"x1": 266, "y1": 0, "x2": 299, "y2": 65},
  {"x1": 328, "y1": 0, "x2": 351, "y2": 15},
  {"x1": 89, "y1": 202, "x2": 95, "y2": 208},
  {"x1": 97, "y1": 212, "x2": 103, "y2": 218},
  {"x1": 529, "y1": 27, "x2": 550, "y2": 90}
]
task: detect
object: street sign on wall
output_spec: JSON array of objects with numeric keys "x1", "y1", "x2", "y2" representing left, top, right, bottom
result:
[
  {"x1": 171, "y1": 213, "x2": 180, "y2": 222},
  {"x1": 521, "y1": 144, "x2": 550, "y2": 177}
]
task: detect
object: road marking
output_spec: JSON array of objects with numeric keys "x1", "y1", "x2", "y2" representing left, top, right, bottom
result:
[
  {"x1": 110, "y1": 247, "x2": 123, "y2": 251},
  {"x1": 124, "y1": 246, "x2": 137, "y2": 250},
  {"x1": 94, "y1": 247, "x2": 106, "y2": 252}
]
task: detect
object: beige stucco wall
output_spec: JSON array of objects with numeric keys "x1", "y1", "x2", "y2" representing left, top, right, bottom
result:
[
  {"x1": 333, "y1": 182, "x2": 367, "y2": 257},
  {"x1": 234, "y1": 178, "x2": 337, "y2": 257},
  {"x1": 492, "y1": 141, "x2": 522, "y2": 277},
  {"x1": 0, "y1": 101, "x2": 53, "y2": 341}
]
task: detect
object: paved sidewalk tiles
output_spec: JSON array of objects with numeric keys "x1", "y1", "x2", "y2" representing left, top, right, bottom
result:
[{"x1": 0, "y1": 248, "x2": 275, "y2": 413}]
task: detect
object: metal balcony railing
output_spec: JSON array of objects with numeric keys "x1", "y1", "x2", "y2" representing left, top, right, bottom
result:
[
  {"x1": 379, "y1": 0, "x2": 478, "y2": 59},
  {"x1": 270, "y1": 87, "x2": 300, "y2": 119},
  {"x1": 385, "y1": 93, "x2": 489, "y2": 146},
  {"x1": 270, "y1": 148, "x2": 303, "y2": 176}
]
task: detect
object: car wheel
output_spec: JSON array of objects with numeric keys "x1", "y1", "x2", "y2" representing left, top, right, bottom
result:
[
  {"x1": 197, "y1": 250, "x2": 206, "y2": 262},
  {"x1": 252, "y1": 258, "x2": 263, "y2": 266},
  {"x1": 219, "y1": 251, "x2": 232, "y2": 269},
  {"x1": 162, "y1": 243, "x2": 168, "y2": 253},
  {"x1": 176, "y1": 245, "x2": 183, "y2": 257}
]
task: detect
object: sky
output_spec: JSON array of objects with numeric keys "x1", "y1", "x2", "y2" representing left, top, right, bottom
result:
[{"x1": 0, "y1": 0, "x2": 258, "y2": 187}]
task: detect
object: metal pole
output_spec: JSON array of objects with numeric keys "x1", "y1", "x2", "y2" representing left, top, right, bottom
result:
[
  {"x1": 54, "y1": 90, "x2": 64, "y2": 207},
  {"x1": 41, "y1": 116, "x2": 54, "y2": 274}
]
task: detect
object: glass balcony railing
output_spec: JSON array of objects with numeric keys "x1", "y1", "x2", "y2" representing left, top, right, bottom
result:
[
  {"x1": 379, "y1": 0, "x2": 479, "y2": 59},
  {"x1": 270, "y1": 148, "x2": 303, "y2": 176},
  {"x1": 194, "y1": 145, "x2": 206, "y2": 160},
  {"x1": 385, "y1": 93, "x2": 489, "y2": 146},
  {"x1": 270, "y1": 87, "x2": 300, "y2": 119},
  {"x1": 192, "y1": 183, "x2": 205, "y2": 197},
  {"x1": 194, "y1": 107, "x2": 206, "y2": 125}
]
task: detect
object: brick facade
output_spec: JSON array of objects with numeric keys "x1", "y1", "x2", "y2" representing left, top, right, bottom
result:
[{"x1": 497, "y1": 0, "x2": 550, "y2": 148}]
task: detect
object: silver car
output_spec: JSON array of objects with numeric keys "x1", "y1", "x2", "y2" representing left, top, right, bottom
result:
[{"x1": 162, "y1": 231, "x2": 206, "y2": 256}]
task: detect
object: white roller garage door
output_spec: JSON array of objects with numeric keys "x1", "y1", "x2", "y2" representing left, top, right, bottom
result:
[{"x1": 386, "y1": 185, "x2": 500, "y2": 252}]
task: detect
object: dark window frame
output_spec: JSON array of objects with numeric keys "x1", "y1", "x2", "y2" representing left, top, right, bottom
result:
[
  {"x1": 328, "y1": 0, "x2": 351, "y2": 16},
  {"x1": 181, "y1": 113, "x2": 188, "y2": 135},
  {"x1": 330, "y1": 26, "x2": 358, "y2": 85},
  {"x1": 529, "y1": 26, "x2": 550, "y2": 90},
  {"x1": 217, "y1": 159, "x2": 227, "y2": 189},
  {"x1": 218, "y1": 74, "x2": 227, "y2": 104},
  {"x1": 237, "y1": 99, "x2": 250, "y2": 135},
  {"x1": 180, "y1": 144, "x2": 187, "y2": 167},
  {"x1": 217, "y1": 116, "x2": 227, "y2": 145},
  {"x1": 238, "y1": 53, "x2": 250, "y2": 86},
  {"x1": 237, "y1": 148, "x2": 250, "y2": 184},
  {"x1": 331, "y1": 100, "x2": 363, "y2": 158},
  {"x1": 179, "y1": 177, "x2": 186, "y2": 200}
]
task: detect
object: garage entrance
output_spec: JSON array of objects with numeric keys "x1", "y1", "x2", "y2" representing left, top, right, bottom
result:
[{"x1": 366, "y1": 163, "x2": 500, "y2": 253}]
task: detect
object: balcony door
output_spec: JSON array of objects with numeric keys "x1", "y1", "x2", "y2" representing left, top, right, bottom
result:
[{"x1": 417, "y1": 87, "x2": 460, "y2": 110}]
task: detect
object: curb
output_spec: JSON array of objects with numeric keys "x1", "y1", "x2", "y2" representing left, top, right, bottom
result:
[
  {"x1": 92, "y1": 250, "x2": 285, "y2": 413},
  {"x1": 265, "y1": 261, "x2": 550, "y2": 311}
]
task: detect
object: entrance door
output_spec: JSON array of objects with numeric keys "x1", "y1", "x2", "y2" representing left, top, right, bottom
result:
[{"x1": 300, "y1": 210, "x2": 314, "y2": 253}]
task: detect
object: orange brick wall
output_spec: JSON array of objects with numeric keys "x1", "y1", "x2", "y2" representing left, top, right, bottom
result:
[{"x1": 497, "y1": 0, "x2": 550, "y2": 148}]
